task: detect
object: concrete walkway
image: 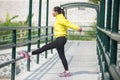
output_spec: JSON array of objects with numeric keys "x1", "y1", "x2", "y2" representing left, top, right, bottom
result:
[{"x1": 24, "y1": 41, "x2": 100, "y2": 80}]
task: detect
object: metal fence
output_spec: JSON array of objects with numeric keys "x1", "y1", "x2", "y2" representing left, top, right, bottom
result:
[
  {"x1": 97, "y1": 0, "x2": 120, "y2": 80},
  {"x1": 0, "y1": 26, "x2": 53, "y2": 80}
]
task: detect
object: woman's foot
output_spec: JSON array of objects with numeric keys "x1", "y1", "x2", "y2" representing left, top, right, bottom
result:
[
  {"x1": 22, "y1": 51, "x2": 30, "y2": 59},
  {"x1": 59, "y1": 71, "x2": 71, "y2": 77}
]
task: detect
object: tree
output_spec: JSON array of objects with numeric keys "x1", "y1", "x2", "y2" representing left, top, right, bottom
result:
[{"x1": 89, "y1": 0, "x2": 100, "y2": 4}]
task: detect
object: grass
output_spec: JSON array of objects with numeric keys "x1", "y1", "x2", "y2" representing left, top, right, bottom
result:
[{"x1": 68, "y1": 35, "x2": 96, "y2": 41}]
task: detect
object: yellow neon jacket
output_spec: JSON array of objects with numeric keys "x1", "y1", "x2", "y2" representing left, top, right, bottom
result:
[{"x1": 54, "y1": 14, "x2": 80, "y2": 38}]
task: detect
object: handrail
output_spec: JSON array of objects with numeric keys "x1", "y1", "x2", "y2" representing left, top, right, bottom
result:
[
  {"x1": 0, "y1": 26, "x2": 53, "y2": 31},
  {"x1": 109, "y1": 64, "x2": 120, "y2": 80},
  {"x1": 0, "y1": 34, "x2": 53, "y2": 50},
  {"x1": 97, "y1": 35, "x2": 120, "y2": 79},
  {"x1": 97, "y1": 36, "x2": 110, "y2": 65},
  {"x1": 97, "y1": 30, "x2": 120, "y2": 80},
  {"x1": 97, "y1": 27, "x2": 120, "y2": 42},
  {"x1": 97, "y1": 27, "x2": 120, "y2": 79},
  {"x1": 0, "y1": 26, "x2": 53, "y2": 49}
]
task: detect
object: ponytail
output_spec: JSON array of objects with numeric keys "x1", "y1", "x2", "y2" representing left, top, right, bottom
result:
[
  {"x1": 61, "y1": 9, "x2": 65, "y2": 16},
  {"x1": 54, "y1": 6, "x2": 65, "y2": 16}
]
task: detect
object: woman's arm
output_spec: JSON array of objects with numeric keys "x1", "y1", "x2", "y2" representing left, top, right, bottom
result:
[{"x1": 58, "y1": 18, "x2": 82, "y2": 32}]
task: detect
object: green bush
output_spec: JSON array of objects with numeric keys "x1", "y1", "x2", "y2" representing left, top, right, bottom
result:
[{"x1": 0, "y1": 13, "x2": 28, "y2": 45}]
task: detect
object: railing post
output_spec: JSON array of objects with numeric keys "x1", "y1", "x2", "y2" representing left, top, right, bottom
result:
[
  {"x1": 99, "y1": 0, "x2": 106, "y2": 80},
  {"x1": 105, "y1": 0, "x2": 112, "y2": 54},
  {"x1": 45, "y1": 0, "x2": 49, "y2": 58},
  {"x1": 27, "y1": 0, "x2": 32, "y2": 71},
  {"x1": 51, "y1": 27, "x2": 53, "y2": 54},
  {"x1": 110, "y1": 0, "x2": 119, "y2": 65},
  {"x1": 37, "y1": 0, "x2": 42, "y2": 64},
  {"x1": 110, "y1": 0, "x2": 119, "y2": 79},
  {"x1": 100, "y1": 0, "x2": 105, "y2": 29},
  {"x1": 11, "y1": 30, "x2": 16, "y2": 80},
  {"x1": 104, "y1": 0, "x2": 112, "y2": 78},
  {"x1": 96, "y1": 2, "x2": 100, "y2": 68}
]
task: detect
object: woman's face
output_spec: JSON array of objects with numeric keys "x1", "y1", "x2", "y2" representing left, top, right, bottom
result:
[{"x1": 52, "y1": 10, "x2": 58, "y2": 17}]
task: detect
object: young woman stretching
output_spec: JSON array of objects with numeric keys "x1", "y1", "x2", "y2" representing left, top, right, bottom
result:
[{"x1": 22, "y1": 6, "x2": 82, "y2": 77}]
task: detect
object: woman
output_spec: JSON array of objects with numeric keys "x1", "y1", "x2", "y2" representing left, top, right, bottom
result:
[{"x1": 22, "y1": 6, "x2": 82, "y2": 77}]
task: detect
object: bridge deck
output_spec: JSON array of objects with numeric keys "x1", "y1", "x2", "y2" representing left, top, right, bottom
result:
[{"x1": 20, "y1": 41, "x2": 100, "y2": 80}]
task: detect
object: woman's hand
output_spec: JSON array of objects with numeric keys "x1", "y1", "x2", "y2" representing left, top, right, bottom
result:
[{"x1": 78, "y1": 27, "x2": 82, "y2": 32}]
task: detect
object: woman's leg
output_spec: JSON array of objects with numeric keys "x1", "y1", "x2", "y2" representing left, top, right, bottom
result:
[
  {"x1": 32, "y1": 40, "x2": 57, "y2": 55},
  {"x1": 56, "y1": 37, "x2": 68, "y2": 71}
]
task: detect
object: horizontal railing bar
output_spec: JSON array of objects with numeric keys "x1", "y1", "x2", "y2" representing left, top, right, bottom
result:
[
  {"x1": 0, "y1": 28, "x2": 52, "y2": 38},
  {"x1": 0, "y1": 36, "x2": 12, "y2": 39},
  {"x1": 16, "y1": 42, "x2": 29, "y2": 47},
  {"x1": 0, "y1": 34, "x2": 95, "y2": 43},
  {"x1": 96, "y1": 46, "x2": 105, "y2": 76},
  {"x1": 14, "y1": 39, "x2": 46, "y2": 47},
  {"x1": 0, "y1": 59, "x2": 14, "y2": 68},
  {"x1": 0, "y1": 56, "x2": 24, "y2": 69},
  {"x1": 0, "y1": 27, "x2": 28, "y2": 31},
  {"x1": 0, "y1": 35, "x2": 53, "y2": 50},
  {"x1": 16, "y1": 37, "x2": 28, "y2": 40},
  {"x1": 0, "y1": 34, "x2": 53, "y2": 44},
  {"x1": 109, "y1": 64, "x2": 120, "y2": 80},
  {"x1": 97, "y1": 27, "x2": 120, "y2": 42},
  {"x1": 0, "y1": 39, "x2": 12, "y2": 42},
  {"x1": 0, "y1": 26, "x2": 53, "y2": 31},
  {"x1": 97, "y1": 44, "x2": 109, "y2": 79},
  {"x1": 0, "y1": 26, "x2": 95, "y2": 31},
  {"x1": 0, "y1": 44, "x2": 13, "y2": 50},
  {"x1": 15, "y1": 56, "x2": 24, "y2": 62},
  {"x1": 97, "y1": 35, "x2": 120, "y2": 79},
  {"x1": 97, "y1": 36, "x2": 110, "y2": 66},
  {"x1": 0, "y1": 34, "x2": 12, "y2": 37}
]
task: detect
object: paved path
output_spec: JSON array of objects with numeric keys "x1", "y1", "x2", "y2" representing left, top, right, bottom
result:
[{"x1": 24, "y1": 41, "x2": 100, "y2": 80}]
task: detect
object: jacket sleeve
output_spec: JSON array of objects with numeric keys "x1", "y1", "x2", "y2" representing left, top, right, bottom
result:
[{"x1": 58, "y1": 18, "x2": 80, "y2": 30}]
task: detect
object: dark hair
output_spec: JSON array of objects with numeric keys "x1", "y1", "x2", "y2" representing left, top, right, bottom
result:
[{"x1": 54, "y1": 6, "x2": 65, "y2": 16}]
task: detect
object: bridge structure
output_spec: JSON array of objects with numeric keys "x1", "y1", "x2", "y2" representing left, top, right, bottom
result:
[{"x1": 0, "y1": 0, "x2": 120, "y2": 80}]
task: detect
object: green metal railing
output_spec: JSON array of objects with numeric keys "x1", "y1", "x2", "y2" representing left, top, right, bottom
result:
[
  {"x1": 0, "y1": 0, "x2": 53, "y2": 80},
  {"x1": 97, "y1": 0, "x2": 120, "y2": 80},
  {"x1": 0, "y1": 26, "x2": 53, "y2": 80},
  {"x1": 45, "y1": 0, "x2": 49, "y2": 58}
]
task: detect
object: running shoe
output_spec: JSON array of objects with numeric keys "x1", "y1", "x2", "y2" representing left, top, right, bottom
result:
[
  {"x1": 59, "y1": 71, "x2": 71, "y2": 77},
  {"x1": 22, "y1": 51, "x2": 30, "y2": 59}
]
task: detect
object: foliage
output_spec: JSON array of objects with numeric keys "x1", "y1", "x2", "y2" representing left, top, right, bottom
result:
[
  {"x1": 24, "y1": 13, "x2": 34, "y2": 25},
  {"x1": 0, "y1": 13, "x2": 20, "y2": 27},
  {"x1": 5, "y1": 12, "x2": 19, "y2": 23},
  {"x1": 0, "y1": 13, "x2": 28, "y2": 45},
  {"x1": 0, "y1": 12, "x2": 40, "y2": 45},
  {"x1": 88, "y1": 0, "x2": 100, "y2": 4}
]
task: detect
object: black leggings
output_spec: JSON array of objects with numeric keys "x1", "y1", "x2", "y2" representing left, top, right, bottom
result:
[{"x1": 32, "y1": 36, "x2": 68, "y2": 70}]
